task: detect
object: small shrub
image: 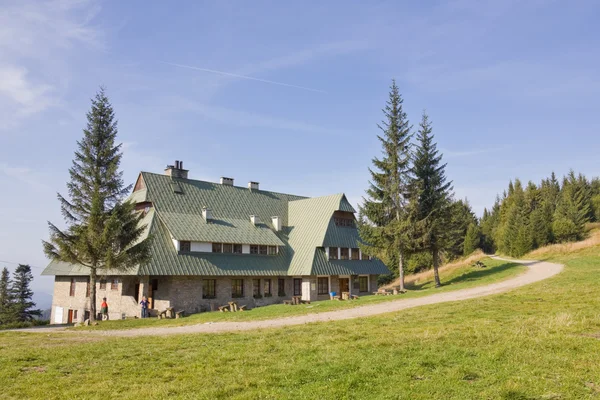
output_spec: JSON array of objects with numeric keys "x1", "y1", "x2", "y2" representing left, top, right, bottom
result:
[{"x1": 0, "y1": 320, "x2": 49, "y2": 331}]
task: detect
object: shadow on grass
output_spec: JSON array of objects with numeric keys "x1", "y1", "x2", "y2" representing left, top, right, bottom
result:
[{"x1": 406, "y1": 262, "x2": 519, "y2": 290}]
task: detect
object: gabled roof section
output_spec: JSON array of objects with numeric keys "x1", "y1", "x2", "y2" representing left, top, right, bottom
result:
[
  {"x1": 338, "y1": 194, "x2": 357, "y2": 213},
  {"x1": 157, "y1": 211, "x2": 284, "y2": 246},
  {"x1": 41, "y1": 209, "x2": 156, "y2": 276},
  {"x1": 138, "y1": 216, "x2": 289, "y2": 276},
  {"x1": 311, "y1": 248, "x2": 390, "y2": 275},
  {"x1": 322, "y1": 219, "x2": 363, "y2": 248},
  {"x1": 287, "y1": 193, "x2": 357, "y2": 275},
  {"x1": 140, "y1": 172, "x2": 306, "y2": 229}
]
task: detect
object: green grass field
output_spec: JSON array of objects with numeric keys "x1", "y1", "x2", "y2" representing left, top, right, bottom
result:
[
  {"x1": 73, "y1": 257, "x2": 523, "y2": 330},
  {"x1": 1, "y1": 250, "x2": 600, "y2": 399}
]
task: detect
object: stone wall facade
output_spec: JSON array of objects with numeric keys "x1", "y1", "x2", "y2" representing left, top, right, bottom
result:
[
  {"x1": 49, "y1": 273, "x2": 382, "y2": 324},
  {"x1": 50, "y1": 276, "x2": 141, "y2": 324}
]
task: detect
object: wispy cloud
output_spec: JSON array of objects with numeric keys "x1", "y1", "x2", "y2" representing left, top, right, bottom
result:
[
  {"x1": 165, "y1": 96, "x2": 345, "y2": 137},
  {"x1": 161, "y1": 61, "x2": 327, "y2": 93},
  {"x1": 0, "y1": 0, "x2": 103, "y2": 130},
  {"x1": 237, "y1": 40, "x2": 369, "y2": 76}
]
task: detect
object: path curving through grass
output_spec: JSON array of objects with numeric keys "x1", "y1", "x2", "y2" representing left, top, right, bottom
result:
[{"x1": 60, "y1": 256, "x2": 562, "y2": 337}]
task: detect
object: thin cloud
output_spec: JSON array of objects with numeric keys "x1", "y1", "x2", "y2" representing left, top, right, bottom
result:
[{"x1": 160, "y1": 61, "x2": 327, "y2": 94}]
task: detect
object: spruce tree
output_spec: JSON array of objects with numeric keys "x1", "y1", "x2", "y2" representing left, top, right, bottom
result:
[
  {"x1": 359, "y1": 80, "x2": 414, "y2": 290},
  {"x1": 463, "y1": 223, "x2": 481, "y2": 255},
  {"x1": 0, "y1": 267, "x2": 14, "y2": 325},
  {"x1": 43, "y1": 88, "x2": 152, "y2": 321},
  {"x1": 552, "y1": 171, "x2": 591, "y2": 242},
  {"x1": 10, "y1": 265, "x2": 40, "y2": 322},
  {"x1": 411, "y1": 112, "x2": 453, "y2": 287},
  {"x1": 447, "y1": 199, "x2": 477, "y2": 258}
]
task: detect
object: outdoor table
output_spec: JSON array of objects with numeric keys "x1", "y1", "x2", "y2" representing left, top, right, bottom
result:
[
  {"x1": 342, "y1": 292, "x2": 350, "y2": 300},
  {"x1": 292, "y1": 296, "x2": 302, "y2": 305}
]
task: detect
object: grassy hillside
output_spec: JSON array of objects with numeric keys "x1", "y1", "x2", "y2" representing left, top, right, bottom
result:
[{"x1": 1, "y1": 246, "x2": 599, "y2": 398}]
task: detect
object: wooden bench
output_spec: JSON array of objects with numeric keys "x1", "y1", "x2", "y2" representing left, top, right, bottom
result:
[
  {"x1": 175, "y1": 310, "x2": 185, "y2": 319},
  {"x1": 157, "y1": 309, "x2": 168, "y2": 319},
  {"x1": 218, "y1": 305, "x2": 230, "y2": 312},
  {"x1": 300, "y1": 299, "x2": 311, "y2": 304},
  {"x1": 350, "y1": 295, "x2": 360, "y2": 300},
  {"x1": 239, "y1": 305, "x2": 247, "y2": 311},
  {"x1": 283, "y1": 300, "x2": 293, "y2": 305}
]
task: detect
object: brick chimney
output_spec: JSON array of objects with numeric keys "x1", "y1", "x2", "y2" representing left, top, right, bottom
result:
[
  {"x1": 220, "y1": 177, "x2": 234, "y2": 186},
  {"x1": 164, "y1": 160, "x2": 188, "y2": 179}
]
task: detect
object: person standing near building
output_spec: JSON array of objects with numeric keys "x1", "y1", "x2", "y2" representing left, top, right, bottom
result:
[
  {"x1": 101, "y1": 297, "x2": 109, "y2": 321},
  {"x1": 140, "y1": 296, "x2": 149, "y2": 318}
]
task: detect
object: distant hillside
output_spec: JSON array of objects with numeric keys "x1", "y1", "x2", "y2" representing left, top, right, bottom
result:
[{"x1": 33, "y1": 291, "x2": 53, "y2": 310}]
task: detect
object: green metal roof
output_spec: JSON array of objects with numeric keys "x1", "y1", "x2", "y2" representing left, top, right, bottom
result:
[
  {"x1": 42, "y1": 172, "x2": 391, "y2": 277},
  {"x1": 41, "y1": 209, "x2": 156, "y2": 276},
  {"x1": 141, "y1": 172, "x2": 305, "y2": 227},
  {"x1": 311, "y1": 248, "x2": 390, "y2": 275},
  {"x1": 287, "y1": 193, "x2": 358, "y2": 275},
  {"x1": 138, "y1": 216, "x2": 289, "y2": 276},
  {"x1": 157, "y1": 211, "x2": 284, "y2": 246}
]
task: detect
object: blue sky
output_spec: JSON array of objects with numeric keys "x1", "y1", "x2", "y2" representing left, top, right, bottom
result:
[{"x1": 1, "y1": 0, "x2": 599, "y2": 305}]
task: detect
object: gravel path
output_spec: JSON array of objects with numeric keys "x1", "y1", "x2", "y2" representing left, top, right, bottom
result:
[{"x1": 10, "y1": 257, "x2": 563, "y2": 337}]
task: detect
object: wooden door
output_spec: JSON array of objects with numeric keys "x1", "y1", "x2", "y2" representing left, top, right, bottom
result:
[
  {"x1": 339, "y1": 278, "x2": 349, "y2": 293},
  {"x1": 293, "y1": 279, "x2": 302, "y2": 296},
  {"x1": 67, "y1": 309, "x2": 74, "y2": 324}
]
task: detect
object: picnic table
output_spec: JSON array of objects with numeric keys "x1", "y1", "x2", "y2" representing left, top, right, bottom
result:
[
  {"x1": 374, "y1": 289, "x2": 393, "y2": 296},
  {"x1": 218, "y1": 301, "x2": 247, "y2": 312},
  {"x1": 292, "y1": 296, "x2": 302, "y2": 305},
  {"x1": 341, "y1": 292, "x2": 350, "y2": 300}
]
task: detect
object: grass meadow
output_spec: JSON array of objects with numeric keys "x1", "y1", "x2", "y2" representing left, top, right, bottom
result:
[{"x1": 1, "y1": 248, "x2": 599, "y2": 399}]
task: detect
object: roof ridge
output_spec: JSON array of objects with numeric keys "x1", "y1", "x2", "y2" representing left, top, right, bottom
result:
[{"x1": 140, "y1": 171, "x2": 310, "y2": 200}]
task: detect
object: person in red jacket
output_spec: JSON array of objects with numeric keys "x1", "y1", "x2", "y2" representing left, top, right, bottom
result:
[{"x1": 101, "y1": 297, "x2": 109, "y2": 321}]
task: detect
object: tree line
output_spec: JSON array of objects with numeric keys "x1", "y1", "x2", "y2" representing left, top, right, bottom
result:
[
  {"x1": 0, "y1": 265, "x2": 41, "y2": 327},
  {"x1": 480, "y1": 171, "x2": 600, "y2": 257},
  {"x1": 358, "y1": 80, "x2": 477, "y2": 289}
]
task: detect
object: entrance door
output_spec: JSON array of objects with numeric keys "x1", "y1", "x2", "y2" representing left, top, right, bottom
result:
[
  {"x1": 148, "y1": 278, "x2": 158, "y2": 309},
  {"x1": 67, "y1": 309, "x2": 76, "y2": 324},
  {"x1": 293, "y1": 279, "x2": 302, "y2": 296},
  {"x1": 134, "y1": 283, "x2": 140, "y2": 303},
  {"x1": 339, "y1": 278, "x2": 350, "y2": 293}
]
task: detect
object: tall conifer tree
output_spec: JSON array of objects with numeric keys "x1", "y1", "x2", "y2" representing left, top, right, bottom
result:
[
  {"x1": 360, "y1": 80, "x2": 414, "y2": 290},
  {"x1": 10, "y1": 265, "x2": 40, "y2": 322},
  {"x1": 411, "y1": 113, "x2": 453, "y2": 287},
  {"x1": 0, "y1": 267, "x2": 13, "y2": 325},
  {"x1": 43, "y1": 88, "x2": 152, "y2": 321}
]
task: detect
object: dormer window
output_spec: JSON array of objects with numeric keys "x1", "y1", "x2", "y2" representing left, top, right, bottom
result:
[
  {"x1": 329, "y1": 247, "x2": 338, "y2": 260},
  {"x1": 180, "y1": 241, "x2": 191, "y2": 252},
  {"x1": 334, "y1": 217, "x2": 355, "y2": 228},
  {"x1": 340, "y1": 248, "x2": 349, "y2": 260}
]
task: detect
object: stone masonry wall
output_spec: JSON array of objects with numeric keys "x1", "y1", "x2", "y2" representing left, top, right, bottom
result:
[
  {"x1": 50, "y1": 276, "x2": 141, "y2": 323},
  {"x1": 50, "y1": 274, "x2": 384, "y2": 323}
]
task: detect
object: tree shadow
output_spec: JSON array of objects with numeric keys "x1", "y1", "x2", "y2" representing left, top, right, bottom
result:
[{"x1": 406, "y1": 262, "x2": 519, "y2": 290}]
